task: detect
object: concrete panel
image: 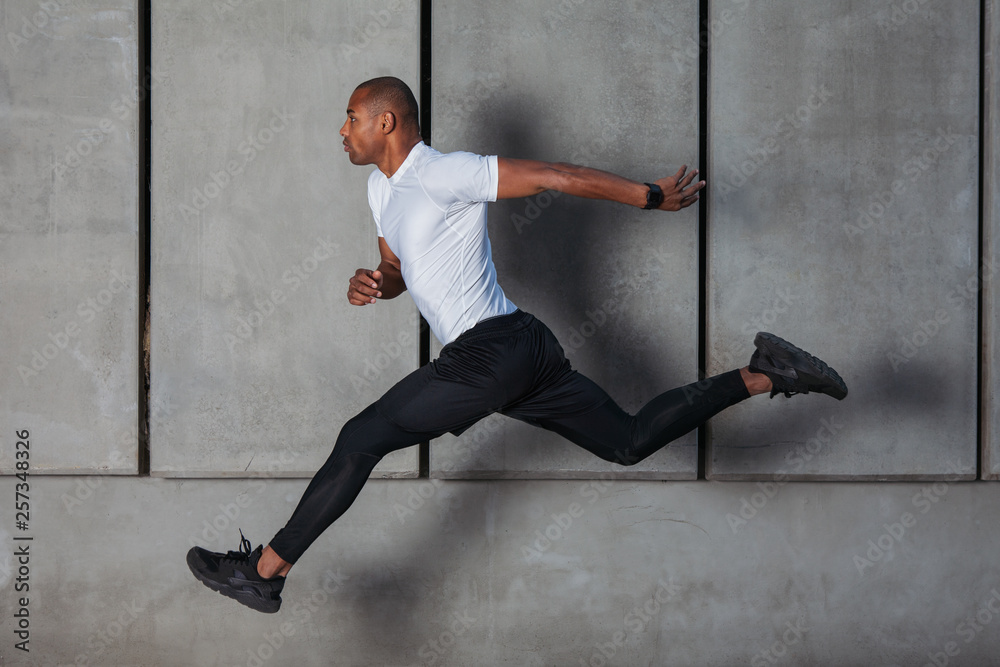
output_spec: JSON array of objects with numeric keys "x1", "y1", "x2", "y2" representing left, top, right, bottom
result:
[
  {"x1": 430, "y1": 0, "x2": 701, "y2": 479},
  {"x1": 4, "y1": 476, "x2": 1000, "y2": 664},
  {"x1": 985, "y1": 1, "x2": 1000, "y2": 479},
  {"x1": 707, "y1": 1, "x2": 979, "y2": 479},
  {"x1": 150, "y1": 1, "x2": 421, "y2": 477},
  {"x1": 0, "y1": 2, "x2": 139, "y2": 474}
]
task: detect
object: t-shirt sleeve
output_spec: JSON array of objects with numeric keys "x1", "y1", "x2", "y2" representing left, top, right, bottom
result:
[
  {"x1": 440, "y1": 152, "x2": 499, "y2": 204},
  {"x1": 367, "y1": 169, "x2": 385, "y2": 238}
]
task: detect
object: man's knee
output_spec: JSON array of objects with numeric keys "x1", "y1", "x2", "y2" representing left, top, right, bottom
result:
[{"x1": 334, "y1": 404, "x2": 419, "y2": 459}]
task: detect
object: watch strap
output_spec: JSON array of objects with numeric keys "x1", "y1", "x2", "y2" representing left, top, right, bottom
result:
[{"x1": 643, "y1": 182, "x2": 664, "y2": 210}]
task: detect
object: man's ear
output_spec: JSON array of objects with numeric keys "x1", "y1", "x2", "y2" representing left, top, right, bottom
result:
[{"x1": 380, "y1": 111, "x2": 396, "y2": 134}]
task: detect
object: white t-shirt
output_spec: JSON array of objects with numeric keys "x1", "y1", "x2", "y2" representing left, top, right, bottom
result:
[{"x1": 367, "y1": 142, "x2": 518, "y2": 345}]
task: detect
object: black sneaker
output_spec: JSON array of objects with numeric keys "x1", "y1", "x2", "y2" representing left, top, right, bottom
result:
[
  {"x1": 187, "y1": 530, "x2": 284, "y2": 613},
  {"x1": 749, "y1": 332, "x2": 848, "y2": 400}
]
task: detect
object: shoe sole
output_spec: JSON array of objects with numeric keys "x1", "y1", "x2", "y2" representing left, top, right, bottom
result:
[
  {"x1": 754, "y1": 332, "x2": 848, "y2": 400},
  {"x1": 186, "y1": 548, "x2": 281, "y2": 614}
]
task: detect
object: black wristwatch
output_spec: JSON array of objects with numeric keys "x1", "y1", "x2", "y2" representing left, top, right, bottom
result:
[{"x1": 643, "y1": 183, "x2": 664, "y2": 210}]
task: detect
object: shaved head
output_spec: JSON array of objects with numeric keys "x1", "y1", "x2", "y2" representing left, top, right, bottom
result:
[{"x1": 354, "y1": 76, "x2": 420, "y2": 133}]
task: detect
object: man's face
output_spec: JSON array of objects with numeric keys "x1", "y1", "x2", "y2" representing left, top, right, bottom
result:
[{"x1": 339, "y1": 88, "x2": 382, "y2": 166}]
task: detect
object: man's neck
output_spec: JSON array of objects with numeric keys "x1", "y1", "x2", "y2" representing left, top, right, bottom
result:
[{"x1": 378, "y1": 136, "x2": 423, "y2": 178}]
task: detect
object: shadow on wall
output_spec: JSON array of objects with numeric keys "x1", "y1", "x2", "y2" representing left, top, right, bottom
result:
[{"x1": 470, "y1": 91, "x2": 685, "y2": 406}]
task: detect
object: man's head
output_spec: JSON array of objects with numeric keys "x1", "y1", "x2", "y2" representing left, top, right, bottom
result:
[{"x1": 340, "y1": 77, "x2": 421, "y2": 167}]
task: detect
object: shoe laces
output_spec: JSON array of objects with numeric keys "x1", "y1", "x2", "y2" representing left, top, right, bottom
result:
[
  {"x1": 770, "y1": 388, "x2": 801, "y2": 399},
  {"x1": 222, "y1": 529, "x2": 253, "y2": 564}
]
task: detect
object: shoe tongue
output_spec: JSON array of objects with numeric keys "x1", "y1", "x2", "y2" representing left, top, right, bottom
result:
[{"x1": 247, "y1": 545, "x2": 263, "y2": 564}]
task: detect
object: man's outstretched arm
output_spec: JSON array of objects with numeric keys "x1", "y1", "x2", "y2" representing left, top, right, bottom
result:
[
  {"x1": 347, "y1": 236, "x2": 406, "y2": 305},
  {"x1": 496, "y1": 158, "x2": 705, "y2": 211}
]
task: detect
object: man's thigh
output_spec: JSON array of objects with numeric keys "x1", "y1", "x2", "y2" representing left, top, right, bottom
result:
[{"x1": 375, "y1": 340, "x2": 508, "y2": 436}]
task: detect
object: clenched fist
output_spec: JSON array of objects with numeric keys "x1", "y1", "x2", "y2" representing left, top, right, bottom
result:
[{"x1": 348, "y1": 268, "x2": 383, "y2": 305}]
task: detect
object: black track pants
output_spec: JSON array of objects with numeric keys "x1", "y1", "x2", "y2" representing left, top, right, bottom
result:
[{"x1": 268, "y1": 310, "x2": 750, "y2": 564}]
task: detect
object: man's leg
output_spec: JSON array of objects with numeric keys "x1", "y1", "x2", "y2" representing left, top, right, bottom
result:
[
  {"x1": 505, "y1": 324, "x2": 845, "y2": 466},
  {"x1": 517, "y1": 368, "x2": 759, "y2": 466},
  {"x1": 258, "y1": 403, "x2": 432, "y2": 576},
  {"x1": 189, "y1": 311, "x2": 534, "y2": 610}
]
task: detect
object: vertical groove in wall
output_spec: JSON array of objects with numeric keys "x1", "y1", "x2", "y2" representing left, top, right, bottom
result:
[
  {"x1": 697, "y1": 0, "x2": 710, "y2": 479},
  {"x1": 137, "y1": 0, "x2": 152, "y2": 476},
  {"x1": 418, "y1": 0, "x2": 432, "y2": 477},
  {"x1": 979, "y1": 0, "x2": 990, "y2": 479}
]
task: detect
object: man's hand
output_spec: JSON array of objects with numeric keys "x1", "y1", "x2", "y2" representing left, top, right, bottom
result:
[
  {"x1": 348, "y1": 268, "x2": 384, "y2": 305},
  {"x1": 651, "y1": 165, "x2": 705, "y2": 211}
]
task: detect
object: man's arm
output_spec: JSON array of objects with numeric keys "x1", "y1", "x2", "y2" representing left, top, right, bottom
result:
[
  {"x1": 496, "y1": 158, "x2": 704, "y2": 211},
  {"x1": 347, "y1": 236, "x2": 406, "y2": 306}
]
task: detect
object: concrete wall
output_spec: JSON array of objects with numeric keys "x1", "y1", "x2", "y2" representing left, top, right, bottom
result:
[
  {"x1": 2, "y1": 0, "x2": 999, "y2": 665},
  {"x1": 986, "y1": 0, "x2": 1000, "y2": 478},
  {"x1": 0, "y1": 0, "x2": 139, "y2": 474},
  {"x1": 3, "y1": 476, "x2": 1000, "y2": 665},
  {"x1": 149, "y1": 0, "x2": 421, "y2": 477},
  {"x1": 431, "y1": 0, "x2": 701, "y2": 479},
  {"x1": 707, "y1": 0, "x2": 980, "y2": 480}
]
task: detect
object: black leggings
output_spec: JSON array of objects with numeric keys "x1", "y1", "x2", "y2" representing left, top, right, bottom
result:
[{"x1": 268, "y1": 311, "x2": 749, "y2": 564}]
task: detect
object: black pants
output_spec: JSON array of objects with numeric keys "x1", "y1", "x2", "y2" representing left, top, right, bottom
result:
[{"x1": 268, "y1": 310, "x2": 750, "y2": 564}]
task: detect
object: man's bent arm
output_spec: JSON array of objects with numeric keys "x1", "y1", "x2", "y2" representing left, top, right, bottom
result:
[
  {"x1": 496, "y1": 158, "x2": 704, "y2": 211},
  {"x1": 347, "y1": 236, "x2": 406, "y2": 305}
]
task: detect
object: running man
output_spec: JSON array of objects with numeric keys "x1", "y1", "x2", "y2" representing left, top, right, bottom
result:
[{"x1": 188, "y1": 77, "x2": 847, "y2": 613}]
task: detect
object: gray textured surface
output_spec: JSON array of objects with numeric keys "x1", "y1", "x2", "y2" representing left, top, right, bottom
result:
[
  {"x1": 149, "y1": 0, "x2": 421, "y2": 477},
  {"x1": 429, "y1": 0, "x2": 701, "y2": 479},
  {"x1": 986, "y1": 1, "x2": 1000, "y2": 479},
  {"x1": 3, "y1": 476, "x2": 1000, "y2": 665},
  {"x1": 0, "y1": 1, "x2": 139, "y2": 474},
  {"x1": 707, "y1": 1, "x2": 980, "y2": 479}
]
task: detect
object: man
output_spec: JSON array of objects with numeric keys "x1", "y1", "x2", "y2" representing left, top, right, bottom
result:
[{"x1": 188, "y1": 77, "x2": 846, "y2": 614}]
